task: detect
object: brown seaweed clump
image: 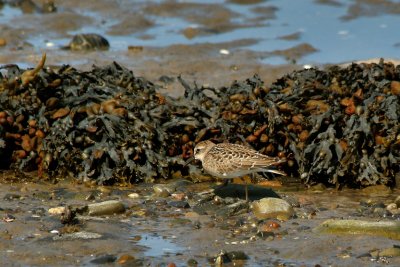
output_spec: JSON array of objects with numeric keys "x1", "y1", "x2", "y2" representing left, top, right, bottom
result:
[
  {"x1": 0, "y1": 55, "x2": 398, "y2": 187},
  {"x1": 268, "y1": 61, "x2": 400, "y2": 186},
  {"x1": 0, "y1": 55, "x2": 175, "y2": 183}
]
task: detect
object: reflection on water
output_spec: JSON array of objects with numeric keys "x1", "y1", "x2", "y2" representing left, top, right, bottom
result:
[{"x1": 135, "y1": 233, "x2": 184, "y2": 257}]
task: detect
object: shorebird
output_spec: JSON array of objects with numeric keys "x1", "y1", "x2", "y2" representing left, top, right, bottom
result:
[{"x1": 193, "y1": 140, "x2": 286, "y2": 201}]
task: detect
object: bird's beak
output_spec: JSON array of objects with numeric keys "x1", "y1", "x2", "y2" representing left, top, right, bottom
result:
[{"x1": 183, "y1": 156, "x2": 195, "y2": 167}]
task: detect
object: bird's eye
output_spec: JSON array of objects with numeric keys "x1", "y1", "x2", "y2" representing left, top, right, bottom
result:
[{"x1": 195, "y1": 148, "x2": 200, "y2": 154}]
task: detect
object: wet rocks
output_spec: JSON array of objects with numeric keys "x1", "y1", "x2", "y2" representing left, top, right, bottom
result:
[
  {"x1": 313, "y1": 219, "x2": 400, "y2": 240},
  {"x1": 211, "y1": 250, "x2": 249, "y2": 265},
  {"x1": 215, "y1": 200, "x2": 249, "y2": 217},
  {"x1": 153, "y1": 184, "x2": 174, "y2": 197},
  {"x1": 87, "y1": 200, "x2": 126, "y2": 216},
  {"x1": 90, "y1": 255, "x2": 117, "y2": 264},
  {"x1": 3, "y1": 193, "x2": 23, "y2": 200},
  {"x1": 168, "y1": 200, "x2": 190, "y2": 208},
  {"x1": 52, "y1": 231, "x2": 102, "y2": 241},
  {"x1": 117, "y1": 254, "x2": 137, "y2": 265},
  {"x1": 64, "y1": 33, "x2": 110, "y2": 51},
  {"x1": 361, "y1": 185, "x2": 392, "y2": 196},
  {"x1": 0, "y1": 38, "x2": 6, "y2": 46},
  {"x1": 60, "y1": 205, "x2": 77, "y2": 224},
  {"x1": 48, "y1": 206, "x2": 66, "y2": 215},
  {"x1": 128, "y1": 192, "x2": 140, "y2": 199},
  {"x1": 370, "y1": 246, "x2": 400, "y2": 258},
  {"x1": 251, "y1": 197, "x2": 294, "y2": 221}
]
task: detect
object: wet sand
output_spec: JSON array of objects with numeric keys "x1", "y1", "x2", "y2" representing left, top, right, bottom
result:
[
  {"x1": 1, "y1": 172, "x2": 399, "y2": 266},
  {"x1": 1, "y1": 0, "x2": 400, "y2": 266}
]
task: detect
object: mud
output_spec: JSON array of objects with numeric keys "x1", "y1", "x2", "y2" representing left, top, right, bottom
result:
[{"x1": 1, "y1": 172, "x2": 399, "y2": 266}]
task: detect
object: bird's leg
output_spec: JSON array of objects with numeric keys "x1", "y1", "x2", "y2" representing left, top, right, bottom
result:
[
  {"x1": 245, "y1": 179, "x2": 248, "y2": 202},
  {"x1": 222, "y1": 179, "x2": 230, "y2": 187},
  {"x1": 240, "y1": 176, "x2": 249, "y2": 202}
]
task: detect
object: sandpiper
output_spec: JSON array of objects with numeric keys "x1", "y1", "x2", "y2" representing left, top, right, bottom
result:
[{"x1": 193, "y1": 140, "x2": 286, "y2": 201}]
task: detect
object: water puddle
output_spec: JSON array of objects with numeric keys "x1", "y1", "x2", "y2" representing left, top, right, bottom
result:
[
  {"x1": 0, "y1": 5, "x2": 22, "y2": 24},
  {"x1": 134, "y1": 233, "x2": 185, "y2": 257}
]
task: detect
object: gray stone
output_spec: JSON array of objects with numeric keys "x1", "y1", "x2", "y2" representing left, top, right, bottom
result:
[
  {"x1": 53, "y1": 231, "x2": 102, "y2": 241},
  {"x1": 251, "y1": 197, "x2": 294, "y2": 221},
  {"x1": 168, "y1": 200, "x2": 190, "y2": 208},
  {"x1": 374, "y1": 247, "x2": 400, "y2": 257},
  {"x1": 361, "y1": 185, "x2": 392, "y2": 196},
  {"x1": 313, "y1": 219, "x2": 400, "y2": 240},
  {"x1": 90, "y1": 254, "x2": 117, "y2": 264},
  {"x1": 88, "y1": 200, "x2": 125, "y2": 216},
  {"x1": 153, "y1": 184, "x2": 172, "y2": 197}
]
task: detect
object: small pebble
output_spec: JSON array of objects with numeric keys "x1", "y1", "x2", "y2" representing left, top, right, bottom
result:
[
  {"x1": 128, "y1": 193, "x2": 140, "y2": 199},
  {"x1": 48, "y1": 206, "x2": 66, "y2": 215}
]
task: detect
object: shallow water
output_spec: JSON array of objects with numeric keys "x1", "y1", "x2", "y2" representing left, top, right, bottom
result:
[
  {"x1": 138, "y1": 233, "x2": 184, "y2": 257},
  {"x1": 2, "y1": 0, "x2": 399, "y2": 65}
]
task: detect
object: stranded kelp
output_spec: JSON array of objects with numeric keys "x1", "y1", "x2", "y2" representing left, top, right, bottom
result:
[
  {"x1": 269, "y1": 62, "x2": 400, "y2": 186},
  {"x1": 0, "y1": 54, "x2": 174, "y2": 183},
  {"x1": 0, "y1": 55, "x2": 399, "y2": 186}
]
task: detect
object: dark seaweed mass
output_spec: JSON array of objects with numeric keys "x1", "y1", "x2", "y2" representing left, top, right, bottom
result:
[{"x1": 0, "y1": 56, "x2": 399, "y2": 186}]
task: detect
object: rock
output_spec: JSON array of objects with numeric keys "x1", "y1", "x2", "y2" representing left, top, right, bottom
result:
[
  {"x1": 168, "y1": 200, "x2": 190, "y2": 209},
  {"x1": 3, "y1": 214, "x2": 15, "y2": 222},
  {"x1": 256, "y1": 231, "x2": 275, "y2": 240},
  {"x1": 153, "y1": 184, "x2": 172, "y2": 197},
  {"x1": 372, "y1": 247, "x2": 400, "y2": 257},
  {"x1": 182, "y1": 27, "x2": 200, "y2": 39},
  {"x1": 297, "y1": 225, "x2": 311, "y2": 231},
  {"x1": 361, "y1": 185, "x2": 392, "y2": 196},
  {"x1": 170, "y1": 179, "x2": 193, "y2": 190},
  {"x1": 128, "y1": 192, "x2": 140, "y2": 199},
  {"x1": 53, "y1": 231, "x2": 102, "y2": 241},
  {"x1": 308, "y1": 183, "x2": 326, "y2": 192},
  {"x1": 90, "y1": 254, "x2": 117, "y2": 264},
  {"x1": 373, "y1": 207, "x2": 389, "y2": 217},
  {"x1": 66, "y1": 33, "x2": 110, "y2": 51},
  {"x1": 212, "y1": 251, "x2": 231, "y2": 265},
  {"x1": 117, "y1": 254, "x2": 135, "y2": 264},
  {"x1": 387, "y1": 203, "x2": 398, "y2": 211},
  {"x1": 395, "y1": 195, "x2": 400, "y2": 207},
  {"x1": 313, "y1": 219, "x2": 400, "y2": 240},
  {"x1": 259, "y1": 220, "x2": 281, "y2": 232},
  {"x1": 171, "y1": 192, "x2": 186, "y2": 201},
  {"x1": 88, "y1": 200, "x2": 125, "y2": 216},
  {"x1": 187, "y1": 258, "x2": 198, "y2": 266},
  {"x1": 153, "y1": 179, "x2": 192, "y2": 197},
  {"x1": 211, "y1": 250, "x2": 249, "y2": 265},
  {"x1": 3, "y1": 193, "x2": 22, "y2": 200},
  {"x1": 227, "y1": 251, "x2": 249, "y2": 260},
  {"x1": 215, "y1": 201, "x2": 249, "y2": 217},
  {"x1": 48, "y1": 206, "x2": 66, "y2": 215},
  {"x1": 251, "y1": 197, "x2": 294, "y2": 221},
  {"x1": 60, "y1": 206, "x2": 77, "y2": 225}
]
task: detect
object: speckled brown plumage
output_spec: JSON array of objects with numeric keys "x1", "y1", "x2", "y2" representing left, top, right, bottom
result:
[{"x1": 194, "y1": 140, "x2": 285, "y2": 179}]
